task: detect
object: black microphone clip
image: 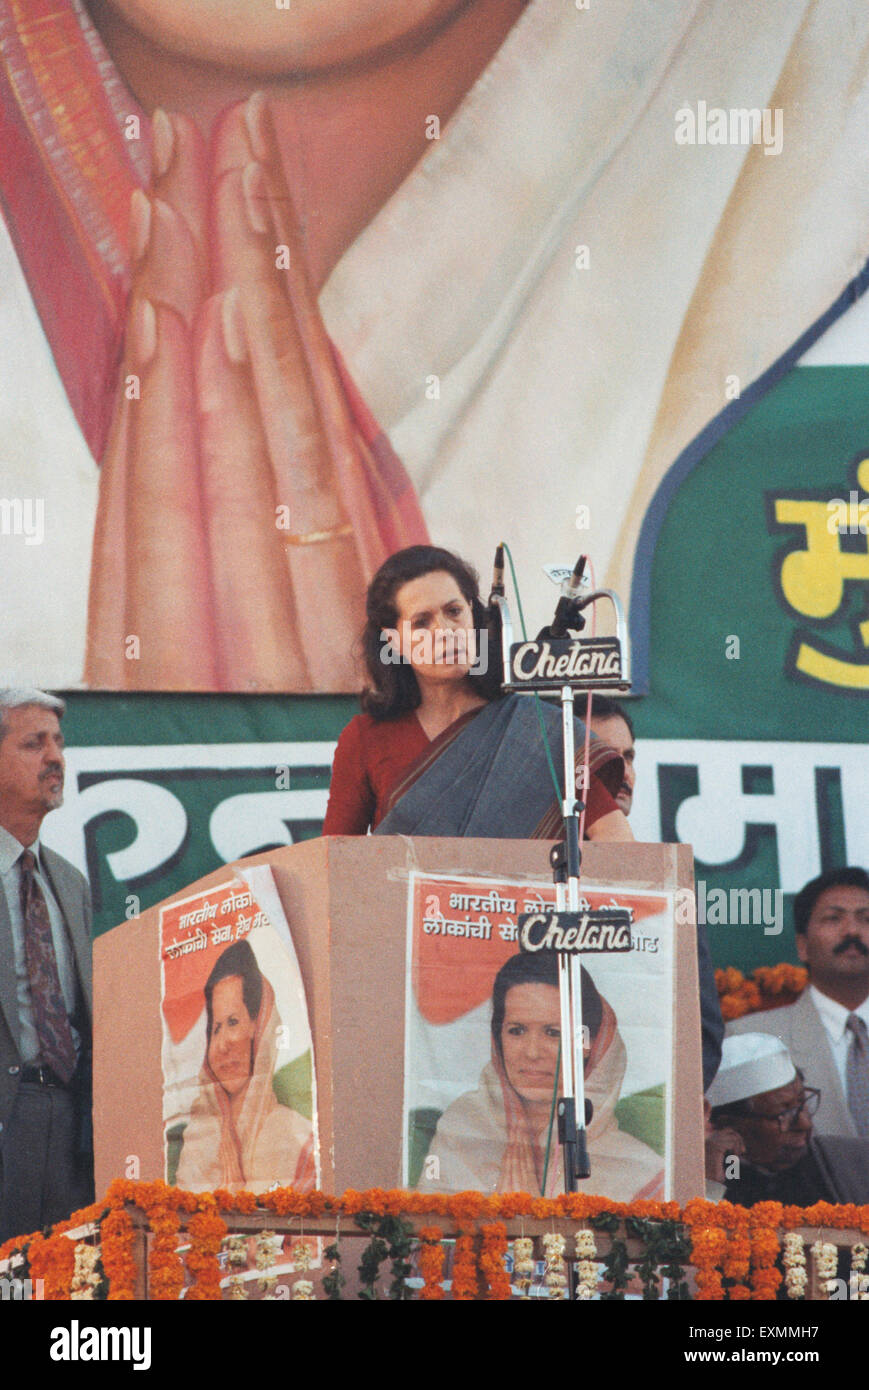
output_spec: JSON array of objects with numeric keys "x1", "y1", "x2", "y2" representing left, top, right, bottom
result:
[{"x1": 538, "y1": 555, "x2": 588, "y2": 639}]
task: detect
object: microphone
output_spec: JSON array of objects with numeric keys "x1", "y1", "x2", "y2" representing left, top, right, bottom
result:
[
  {"x1": 485, "y1": 544, "x2": 507, "y2": 686},
  {"x1": 489, "y1": 543, "x2": 505, "y2": 602},
  {"x1": 538, "y1": 554, "x2": 587, "y2": 639}
]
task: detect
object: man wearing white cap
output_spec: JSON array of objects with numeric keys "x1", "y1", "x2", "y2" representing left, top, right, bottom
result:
[{"x1": 704, "y1": 1034, "x2": 869, "y2": 1206}]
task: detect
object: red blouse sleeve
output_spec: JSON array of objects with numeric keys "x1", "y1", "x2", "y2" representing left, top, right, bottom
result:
[{"x1": 322, "y1": 717, "x2": 376, "y2": 835}]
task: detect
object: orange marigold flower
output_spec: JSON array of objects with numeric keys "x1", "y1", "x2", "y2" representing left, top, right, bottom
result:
[
  {"x1": 449, "y1": 1192, "x2": 486, "y2": 1225},
  {"x1": 749, "y1": 1202, "x2": 784, "y2": 1228},
  {"x1": 716, "y1": 967, "x2": 744, "y2": 994}
]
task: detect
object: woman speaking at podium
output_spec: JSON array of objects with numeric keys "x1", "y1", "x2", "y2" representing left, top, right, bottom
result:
[{"x1": 322, "y1": 546, "x2": 632, "y2": 840}]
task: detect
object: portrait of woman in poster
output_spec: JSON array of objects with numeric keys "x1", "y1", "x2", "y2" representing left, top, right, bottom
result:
[{"x1": 175, "y1": 940, "x2": 315, "y2": 1193}]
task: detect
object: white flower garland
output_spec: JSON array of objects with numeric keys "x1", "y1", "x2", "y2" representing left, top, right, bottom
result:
[
  {"x1": 256, "y1": 1229, "x2": 283, "y2": 1300},
  {"x1": 291, "y1": 1239, "x2": 316, "y2": 1301},
  {"x1": 782, "y1": 1232, "x2": 807, "y2": 1300},
  {"x1": 70, "y1": 1242, "x2": 101, "y2": 1300},
  {"x1": 222, "y1": 1233, "x2": 250, "y2": 1299},
  {"x1": 574, "y1": 1229, "x2": 598, "y2": 1301},
  {"x1": 543, "y1": 1233, "x2": 568, "y2": 1300},
  {"x1": 512, "y1": 1236, "x2": 535, "y2": 1299},
  {"x1": 221, "y1": 1230, "x2": 318, "y2": 1300},
  {"x1": 810, "y1": 1239, "x2": 838, "y2": 1299},
  {"x1": 292, "y1": 1239, "x2": 312, "y2": 1272},
  {"x1": 224, "y1": 1234, "x2": 249, "y2": 1268},
  {"x1": 850, "y1": 1242, "x2": 868, "y2": 1300}
]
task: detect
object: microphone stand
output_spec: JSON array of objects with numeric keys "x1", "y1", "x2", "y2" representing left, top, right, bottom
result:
[
  {"x1": 490, "y1": 557, "x2": 632, "y2": 1203},
  {"x1": 552, "y1": 684, "x2": 591, "y2": 1189},
  {"x1": 542, "y1": 566, "x2": 592, "y2": 1190},
  {"x1": 491, "y1": 550, "x2": 632, "y2": 1299}
]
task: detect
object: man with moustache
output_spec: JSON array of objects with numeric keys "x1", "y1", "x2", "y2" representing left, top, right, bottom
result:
[
  {"x1": 589, "y1": 697, "x2": 635, "y2": 818},
  {"x1": 728, "y1": 867, "x2": 869, "y2": 1139},
  {"x1": 0, "y1": 690, "x2": 94, "y2": 1239}
]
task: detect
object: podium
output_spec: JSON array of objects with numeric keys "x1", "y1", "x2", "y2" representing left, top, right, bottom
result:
[{"x1": 94, "y1": 838, "x2": 703, "y2": 1201}]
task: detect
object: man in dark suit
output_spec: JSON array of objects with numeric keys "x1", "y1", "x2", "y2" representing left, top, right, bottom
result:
[{"x1": 0, "y1": 688, "x2": 93, "y2": 1240}]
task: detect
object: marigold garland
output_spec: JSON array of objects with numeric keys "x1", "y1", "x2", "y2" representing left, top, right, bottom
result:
[
  {"x1": 28, "y1": 1230, "x2": 77, "y2": 1301},
  {"x1": 185, "y1": 1209, "x2": 227, "y2": 1301},
  {"x1": 5, "y1": 1179, "x2": 869, "y2": 1302},
  {"x1": 450, "y1": 1233, "x2": 478, "y2": 1301},
  {"x1": 148, "y1": 1207, "x2": 184, "y2": 1302},
  {"x1": 716, "y1": 964, "x2": 808, "y2": 1021},
  {"x1": 0, "y1": 1195, "x2": 105, "y2": 1270},
  {"x1": 479, "y1": 1222, "x2": 511, "y2": 1301},
  {"x1": 100, "y1": 1207, "x2": 137, "y2": 1300},
  {"x1": 721, "y1": 1204, "x2": 751, "y2": 1301},
  {"x1": 749, "y1": 1203, "x2": 783, "y2": 1300},
  {"x1": 418, "y1": 1226, "x2": 446, "y2": 1300},
  {"x1": 689, "y1": 1228, "x2": 728, "y2": 1301}
]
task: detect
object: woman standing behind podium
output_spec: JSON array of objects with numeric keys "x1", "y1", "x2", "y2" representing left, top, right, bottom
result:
[{"x1": 322, "y1": 546, "x2": 632, "y2": 840}]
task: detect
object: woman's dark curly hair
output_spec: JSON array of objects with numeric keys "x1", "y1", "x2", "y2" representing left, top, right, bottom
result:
[
  {"x1": 490, "y1": 950, "x2": 603, "y2": 1070},
  {"x1": 204, "y1": 939, "x2": 263, "y2": 1042},
  {"x1": 360, "y1": 545, "x2": 503, "y2": 719}
]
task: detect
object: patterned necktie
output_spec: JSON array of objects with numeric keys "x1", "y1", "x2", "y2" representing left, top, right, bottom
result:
[
  {"x1": 18, "y1": 849, "x2": 77, "y2": 1084},
  {"x1": 845, "y1": 1013, "x2": 869, "y2": 1139}
]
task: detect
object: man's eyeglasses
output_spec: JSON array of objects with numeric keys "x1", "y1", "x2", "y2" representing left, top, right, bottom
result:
[{"x1": 752, "y1": 1088, "x2": 821, "y2": 1132}]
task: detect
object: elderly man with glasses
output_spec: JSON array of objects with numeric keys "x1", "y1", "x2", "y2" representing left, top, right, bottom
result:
[{"x1": 704, "y1": 1033, "x2": 869, "y2": 1206}]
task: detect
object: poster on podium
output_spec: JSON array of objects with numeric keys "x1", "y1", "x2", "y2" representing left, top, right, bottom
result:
[
  {"x1": 159, "y1": 864, "x2": 319, "y2": 1196},
  {"x1": 406, "y1": 872, "x2": 674, "y2": 1202}
]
